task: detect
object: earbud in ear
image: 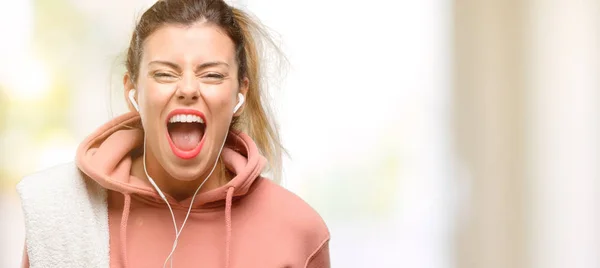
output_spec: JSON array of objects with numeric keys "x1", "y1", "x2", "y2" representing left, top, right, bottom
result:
[
  {"x1": 129, "y1": 89, "x2": 139, "y2": 112},
  {"x1": 233, "y1": 93, "x2": 245, "y2": 113}
]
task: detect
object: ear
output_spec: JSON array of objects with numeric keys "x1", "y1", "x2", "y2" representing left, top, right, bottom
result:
[
  {"x1": 123, "y1": 73, "x2": 137, "y2": 112},
  {"x1": 234, "y1": 77, "x2": 249, "y2": 117}
]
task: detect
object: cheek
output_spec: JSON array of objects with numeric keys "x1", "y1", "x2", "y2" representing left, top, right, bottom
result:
[
  {"x1": 216, "y1": 96, "x2": 231, "y2": 112},
  {"x1": 138, "y1": 86, "x2": 171, "y2": 126},
  {"x1": 204, "y1": 93, "x2": 235, "y2": 134},
  {"x1": 203, "y1": 87, "x2": 236, "y2": 114}
]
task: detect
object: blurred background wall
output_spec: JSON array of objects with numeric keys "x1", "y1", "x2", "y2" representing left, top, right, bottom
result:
[
  {"x1": 1, "y1": 0, "x2": 598, "y2": 267},
  {"x1": 455, "y1": 0, "x2": 600, "y2": 268}
]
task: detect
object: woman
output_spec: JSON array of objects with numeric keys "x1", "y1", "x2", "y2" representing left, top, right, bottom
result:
[{"x1": 17, "y1": 0, "x2": 330, "y2": 267}]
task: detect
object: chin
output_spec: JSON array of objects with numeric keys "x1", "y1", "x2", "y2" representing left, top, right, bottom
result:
[
  {"x1": 163, "y1": 144, "x2": 216, "y2": 182},
  {"x1": 168, "y1": 169, "x2": 202, "y2": 182}
]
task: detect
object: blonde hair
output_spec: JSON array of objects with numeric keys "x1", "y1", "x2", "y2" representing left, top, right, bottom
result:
[
  {"x1": 125, "y1": 0, "x2": 286, "y2": 182},
  {"x1": 230, "y1": 8, "x2": 286, "y2": 182}
]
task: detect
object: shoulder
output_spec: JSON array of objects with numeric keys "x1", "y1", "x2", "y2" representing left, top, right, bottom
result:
[
  {"x1": 16, "y1": 161, "x2": 105, "y2": 209},
  {"x1": 249, "y1": 178, "x2": 330, "y2": 241},
  {"x1": 18, "y1": 162, "x2": 80, "y2": 184},
  {"x1": 17, "y1": 162, "x2": 81, "y2": 195}
]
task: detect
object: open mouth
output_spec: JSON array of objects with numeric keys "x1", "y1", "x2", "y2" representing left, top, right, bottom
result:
[{"x1": 166, "y1": 110, "x2": 206, "y2": 159}]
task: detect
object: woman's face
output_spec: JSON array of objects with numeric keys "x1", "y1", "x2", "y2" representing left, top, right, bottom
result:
[{"x1": 125, "y1": 22, "x2": 247, "y2": 182}]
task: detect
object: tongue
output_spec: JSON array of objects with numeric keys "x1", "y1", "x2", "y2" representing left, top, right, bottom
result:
[{"x1": 168, "y1": 123, "x2": 203, "y2": 151}]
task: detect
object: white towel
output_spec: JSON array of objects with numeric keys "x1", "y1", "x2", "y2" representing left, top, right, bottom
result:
[{"x1": 17, "y1": 162, "x2": 109, "y2": 268}]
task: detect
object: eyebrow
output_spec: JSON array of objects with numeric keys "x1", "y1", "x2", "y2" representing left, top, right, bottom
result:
[{"x1": 148, "y1": 60, "x2": 229, "y2": 72}]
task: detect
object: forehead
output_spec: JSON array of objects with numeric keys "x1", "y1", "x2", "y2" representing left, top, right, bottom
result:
[{"x1": 141, "y1": 22, "x2": 236, "y2": 65}]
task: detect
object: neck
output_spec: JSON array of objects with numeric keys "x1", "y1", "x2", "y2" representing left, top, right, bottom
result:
[{"x1": 131, "y1": 150, "x2": 229, "y2": 202}]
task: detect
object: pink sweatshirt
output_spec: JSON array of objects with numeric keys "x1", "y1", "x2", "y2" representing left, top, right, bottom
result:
[{"x1": 23, "y1": 113, "x2": 330, "y2": 267}]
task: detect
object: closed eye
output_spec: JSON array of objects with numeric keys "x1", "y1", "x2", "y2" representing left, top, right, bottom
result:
[
  {"x1": 155, "y1": 72, "x2": 175, "y2": 78},
  {"x1": 152, "y1": 72, "x2": 179, "y2": 83},
  {"x1": 204, "y1": 73, "x2": 224, "y2": 79}
]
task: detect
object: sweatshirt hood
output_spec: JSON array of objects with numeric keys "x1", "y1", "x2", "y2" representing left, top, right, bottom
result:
[
  {"x1": 76, "y1": 112, "x2": 267, "y2": 268},
  {"x1": 75, "y1": 112, "x2": 267, "y2": 208}
]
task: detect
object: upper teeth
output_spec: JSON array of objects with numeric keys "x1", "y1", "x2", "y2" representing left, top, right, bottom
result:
[{"x1": 169, "y1": 114, "x2": 204, "y2": 123}]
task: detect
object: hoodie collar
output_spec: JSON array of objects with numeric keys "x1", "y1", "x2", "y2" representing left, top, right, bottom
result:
[{"x1": 75, "y1": 112, "x2": 266, "y2": 208}]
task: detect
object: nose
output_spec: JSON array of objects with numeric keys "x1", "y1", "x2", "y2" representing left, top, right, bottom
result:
[{"x1": 175, "y1": 75, "x2": 200, "y2": 104}]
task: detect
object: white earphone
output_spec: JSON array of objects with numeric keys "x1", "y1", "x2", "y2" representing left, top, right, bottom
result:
[
  {"x1": 129, "y1": 89, "x2": 244, "y2": 113},
  {"x1": 233, "y1": 93, "x2": 245, "y2": 113},
  {"x1": 128, "y1": 89, "x2": 140, "y2": 112}
]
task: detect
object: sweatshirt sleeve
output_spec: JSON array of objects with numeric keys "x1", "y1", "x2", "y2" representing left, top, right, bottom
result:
[{"x1": 305, "y1": 238, "x2": 330, "y2": 268}]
